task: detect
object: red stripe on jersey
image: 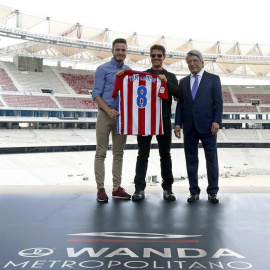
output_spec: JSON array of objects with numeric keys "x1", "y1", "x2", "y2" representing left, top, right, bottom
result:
[
  {"x1": 151, "y1": 78, "x2": 157, "y2": 135},
  {"x1": 127, "y1": 76, "x2": 133, "y2": 134},
  {"x1": 119, "y1": 77, "x2": 125, "y2": 135},
  {"x1": 138, "y1": 76, "x2": 146, "y2": 135}
]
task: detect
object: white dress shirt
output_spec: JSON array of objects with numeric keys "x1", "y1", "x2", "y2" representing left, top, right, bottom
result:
[{"x1": 190, "y1": 69, "x2": 204, "y2": 92}]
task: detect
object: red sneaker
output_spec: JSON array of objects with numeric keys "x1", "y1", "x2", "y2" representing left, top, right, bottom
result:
[
  {"x1": 97, "y1": 188, "x2": 108, "y2": 202},
  {"x1": 112, "y1": 187, "x2": 131, "y2": 200}
]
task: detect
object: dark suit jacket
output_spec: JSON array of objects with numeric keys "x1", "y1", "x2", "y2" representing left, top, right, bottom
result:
[{"x1": 175, "y1": 71, "x2": 223, "y2": 134}]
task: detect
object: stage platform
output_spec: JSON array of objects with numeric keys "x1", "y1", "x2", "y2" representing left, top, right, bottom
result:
[
  {"x1": 0, "y1": 192, "x2": 269, "y2": 270},
  {"x1": 0, "y1": 148, "x2": 269, "y2": 269}
]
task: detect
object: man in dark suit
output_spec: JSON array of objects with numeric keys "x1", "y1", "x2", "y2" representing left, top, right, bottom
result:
[{"x1": 174, "y1": 50, "x2": 223, "y2": 203}]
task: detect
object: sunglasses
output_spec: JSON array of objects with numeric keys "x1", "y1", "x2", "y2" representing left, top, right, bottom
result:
[{"x1": 150, "y1": 54, "x2": 163, "y2": 58}]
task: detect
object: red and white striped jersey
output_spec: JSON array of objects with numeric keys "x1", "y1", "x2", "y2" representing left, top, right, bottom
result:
[{"x1": 112, "y1": 70, "x2": 168, "y2": 135}]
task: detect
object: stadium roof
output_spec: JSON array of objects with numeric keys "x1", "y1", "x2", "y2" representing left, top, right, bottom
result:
[{"x1": 0, "y1": 4, "x2": 270, "y2": 79}]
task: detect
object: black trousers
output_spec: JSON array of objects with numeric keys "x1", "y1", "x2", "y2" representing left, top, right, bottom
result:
[{"x1": 134, "y1": 117, "x2": 174, "y2": 191}]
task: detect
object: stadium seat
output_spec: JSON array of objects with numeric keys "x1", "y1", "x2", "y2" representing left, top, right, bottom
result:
[
  {"x1": 61, "y1": 73, "x2": 94, "y2": 95},
  {"x1": 2, "y1": 94, "x2": 59, "y2": 108},
  {"x1": 0, "y1": 68, "x2": 18, "y2": 91},
  {"x1": 56, "y1": 96, "x2": 98, "y2": 109}
]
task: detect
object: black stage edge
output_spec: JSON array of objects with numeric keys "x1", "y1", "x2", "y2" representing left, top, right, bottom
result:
[
  {"x1": 0, "y1": 142, "x2": 269, "y2": 154},
  {"x1": 0, "y1": 193, "x2": 269, "y2": 269}
]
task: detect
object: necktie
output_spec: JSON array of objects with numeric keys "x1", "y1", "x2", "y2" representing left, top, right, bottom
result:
[{"x1": 191, "y1": 74, "x2": 198, "y2": 99}]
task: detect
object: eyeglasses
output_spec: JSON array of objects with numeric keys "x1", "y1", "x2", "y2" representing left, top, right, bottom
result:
[{"x1": 150, "y1": 54, "x2": 163, "y2": 58}]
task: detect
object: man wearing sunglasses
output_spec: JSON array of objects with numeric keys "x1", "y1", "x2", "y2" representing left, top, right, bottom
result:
[{"x1": 132, "y1": 44, "x2": 180, "y2": 202}]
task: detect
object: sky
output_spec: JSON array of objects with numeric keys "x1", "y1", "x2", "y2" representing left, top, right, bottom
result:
[{"x1": 0, "y1": 0, "x2": 270, "y2": 45}]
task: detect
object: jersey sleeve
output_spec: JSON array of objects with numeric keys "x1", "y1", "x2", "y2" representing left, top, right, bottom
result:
[
  {"x1": 112, "y1": 70, "x2": 133, "y2": 99},
  {"x1": 112, "y1": 76, "x2": 120, "y2": 99},
  {"x1": 158, "y1": 79, "x2": 169, "y2": 100}
]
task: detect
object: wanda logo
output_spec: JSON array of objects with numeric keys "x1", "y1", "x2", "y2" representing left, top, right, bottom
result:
[{"x1": 18, "y1": 248, "x2": 54, "y2": 257}]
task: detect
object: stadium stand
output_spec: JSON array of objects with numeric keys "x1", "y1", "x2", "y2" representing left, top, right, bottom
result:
[
  {"x1": 231, "y1": 85, "x2": 270, "y2": 95},
  {"x1": 260, "y1": 107, "x2": 270, "y2": 112},
  {"x1": 0, "y1": 68, "x2": 17, "y2": 91},
  {"x1": 222, "y1": 86, "x2": 234, "y2": 103},
  {"x1": 216, "y1": 132, "x2": 225, "y2": 141},
  {"x1": 1, "y1": 62, "x2": 269, "y2": 116},
  {"x1": 0, "y1": 129, "x2": 44, "y2": 144},
  {"x1": 1, "y1": 129, "x2": 269, "y2": 148},
  {"x1": 60, "y1": 73, "x2": 94, "y2": 95},
  {"x1": 223, "y1": 105, "x2": 258, "y2": 112},
  {"x1": 56, "y1": 96, "x2": 97, "y2": 109},
  {"x1": 260, "y1": 129, "x2": 270, "y2": 140},
  {"x1": 235, "y1": 94, "x2": 270, "y2": 104},
  {"x1": 222, "y1": 129, "x2": 260, "y2": 141},
  {"x1": 2, "y1": 94, "x2": 58, "y2": 108},
  {"x1": 0, "y1": 61, "x2": 269, "y2": 130},
  {"x1": 33, "y1": 129, "x2": 88, "y2": 143},
  {"x1": 2, "y1": 62, "x2": 70, "y2": 94}
]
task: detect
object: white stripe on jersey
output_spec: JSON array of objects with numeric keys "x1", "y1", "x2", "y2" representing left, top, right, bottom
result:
[
  {"x1": 123, "y1": 75, "x2": 128, "y2": 135},
  {"x1": 156, "y1": 79, "x2": 162, "y2": 134},
  {"x1": 145, "y1": 76, "x2": 152, "y2": 135},
  {"x1": 132, "y1": 77, "x2": 139, "y2": 135}
]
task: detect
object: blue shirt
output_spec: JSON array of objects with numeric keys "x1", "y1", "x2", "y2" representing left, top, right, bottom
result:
[{"x1": 92, "y1": 58, "x2": 131, "y2": 110}]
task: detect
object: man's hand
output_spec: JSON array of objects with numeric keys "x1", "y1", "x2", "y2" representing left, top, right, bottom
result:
[
  {"x1": 158, "y1": 74, "x2": 167, "y2": 83},
  {"x1": 94, "y1": 96, "x2": 119, "y2": 118},
  {"x1": 211, "y1": 122, "x2": 219, "y2": 135},
  {"x1": 174, "y1": 125, "x2": 181, "y2": 139},
  {"x1": 116, "y1": 70, "x2": 124, "y2": 77},
  {"x1": 106, "y1": 108, "x2": 119, "y2": 118}
]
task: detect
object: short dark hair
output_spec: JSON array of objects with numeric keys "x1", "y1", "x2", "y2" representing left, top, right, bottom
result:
[
  {"x1": 112, "y1": 38, "x2": 127, "y2": 48},
  {"x1": 150, "y1": 44, "x2": 166, "y2": 56}
]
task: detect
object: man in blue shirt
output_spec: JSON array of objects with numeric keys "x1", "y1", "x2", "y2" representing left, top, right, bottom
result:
[{"x1": 92, "y1": 38, "x2": 131, "y2": 202}]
